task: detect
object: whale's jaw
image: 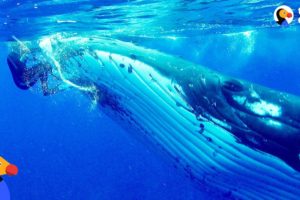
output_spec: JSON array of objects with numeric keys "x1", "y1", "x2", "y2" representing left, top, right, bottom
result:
[{"x1": 8, "y1": 35, "x2": 300, "y2": 199}]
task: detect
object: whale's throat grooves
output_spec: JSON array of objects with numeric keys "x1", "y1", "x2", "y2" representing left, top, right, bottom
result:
[{"x1": 37, "y1": 36, "x2": 300, "y2": 199}]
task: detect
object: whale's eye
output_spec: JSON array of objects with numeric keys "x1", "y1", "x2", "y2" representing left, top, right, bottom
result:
[{"x1": 222, "y1": 80, "x2": 244, "y2": 92}]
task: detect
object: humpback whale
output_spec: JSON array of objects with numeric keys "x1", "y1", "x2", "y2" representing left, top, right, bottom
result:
[{"x1": 7, "y1": 34, "x2": 300, "y2": 199}]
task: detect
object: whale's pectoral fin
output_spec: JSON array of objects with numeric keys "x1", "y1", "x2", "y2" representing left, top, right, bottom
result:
[
  {"x1": 221, "y1": 80, "x2": 300, "y2": 171},
  {"x1": 230, "y1": 125, "x2": 300, "y2": 171},
  {"x1": 188, "y1": 77, "x2": 300, "y2": 171}
]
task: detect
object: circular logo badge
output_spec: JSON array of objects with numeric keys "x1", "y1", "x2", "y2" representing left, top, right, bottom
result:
[{"x1": 274, "y1": 5, "x2": 294, "y2": 26}]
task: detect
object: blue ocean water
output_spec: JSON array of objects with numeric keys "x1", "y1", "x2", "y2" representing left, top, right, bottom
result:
[{"x1": 1, "y1": 0, "x2": 300, "y2": 199}]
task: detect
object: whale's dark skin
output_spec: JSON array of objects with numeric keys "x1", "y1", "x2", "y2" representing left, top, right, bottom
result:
[
  {"x1": 7, "y1": 37, "x2": 300, "y2": 172},
  {"x1": 180, "y1": 74, "x2": 300, "y2": 171},
  {"x1": 87, "y1": 38, "x2": 300, "y2": 171}
]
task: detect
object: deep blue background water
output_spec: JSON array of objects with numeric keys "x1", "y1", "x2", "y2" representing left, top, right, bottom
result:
[{"x1": 1, "y1": 0, "x2": 300, "y2": 199}]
